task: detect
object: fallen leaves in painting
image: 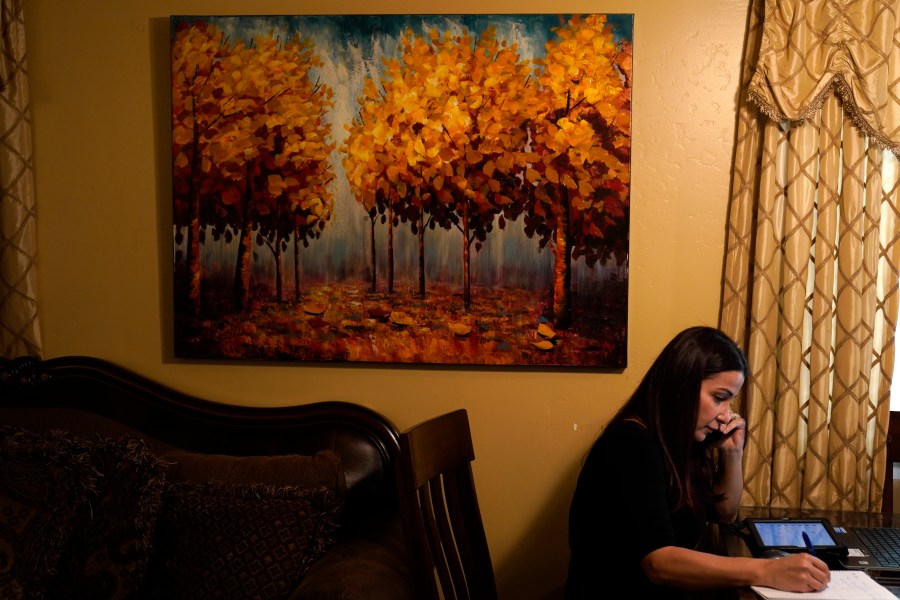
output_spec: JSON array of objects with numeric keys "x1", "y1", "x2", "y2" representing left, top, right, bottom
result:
[
  {"x1": 530, "y1": 340, "x2": 554, "y2": 351},
  {"x1": 537, "y1": 322, "x2": 556, "y2": 340},
  {"x1": 449, "y1": 323, "x2": 473, "y2": 336},
  {"x1": 303, "y1": 303, "x2": 327, "y2": 315},
  {"x1": 390, "y1": 311, "x2": 415, "y2": 326},
  {"x1": 175, "y1": 282, "x2": 626, "y2": 366}
]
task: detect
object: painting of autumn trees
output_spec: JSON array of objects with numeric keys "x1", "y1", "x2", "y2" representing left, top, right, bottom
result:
[{"x1": 171, "y1": 14, "x2": 632, "y2": 367}]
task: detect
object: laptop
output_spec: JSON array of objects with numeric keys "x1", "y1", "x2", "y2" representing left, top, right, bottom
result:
[{"x1": 834, "y1": 525, "x2": 900, "y2": 571}]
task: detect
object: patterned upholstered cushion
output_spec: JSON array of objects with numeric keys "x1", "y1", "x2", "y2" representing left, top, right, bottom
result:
[
  {"x1": 162, "y1": 449, "x2": 346, "y2": 493},
  {"x1": 0, "y1": 427, "x2": 99, "y2": 600},
  {"x1": 147, "y1": 482, "x2": 342, "y2": 600},
  {"x1": 44, "y1": 435, "x2": 167, "y2": 600}
]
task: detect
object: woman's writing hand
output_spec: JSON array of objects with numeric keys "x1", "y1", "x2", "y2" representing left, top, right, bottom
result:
[{"x1": 759, "y1": 553, "x2": 831, "y2": 592}]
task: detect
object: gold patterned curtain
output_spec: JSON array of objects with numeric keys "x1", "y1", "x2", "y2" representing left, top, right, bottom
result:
[
  {"x1": 0, "y1": 0, "x2": 41, "y2": 358},
  {"x1": 721, "y1": 0, "x2": 900, "y2": 512}
]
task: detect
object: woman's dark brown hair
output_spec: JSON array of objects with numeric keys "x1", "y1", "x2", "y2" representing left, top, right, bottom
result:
[{"x1": 610, "y1": 326, "x2": 748, "y2": 514}]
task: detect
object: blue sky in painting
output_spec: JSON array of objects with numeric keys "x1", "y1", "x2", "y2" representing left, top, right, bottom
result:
[
  {"x1": 171, "y1": 14, "x2": 633, "y2": 288},
  {"x1": 172, "y1": 14, "x2": 632, "y2": 139},
  {"x1": 170, "y1": 14, "x2": 632, "y2": 121}
]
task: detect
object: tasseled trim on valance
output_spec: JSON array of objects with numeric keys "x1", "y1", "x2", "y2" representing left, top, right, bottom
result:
[
  {"x1": 748, "y1": 73, "x2": 900, "y2": 155},
  {"x1": 745, "y1": 0, "x2": 900, "y2": 155}
]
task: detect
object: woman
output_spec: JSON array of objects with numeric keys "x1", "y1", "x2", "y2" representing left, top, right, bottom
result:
[{"x1": 564, "y1": 326, "x2": 830, "y2": 598}]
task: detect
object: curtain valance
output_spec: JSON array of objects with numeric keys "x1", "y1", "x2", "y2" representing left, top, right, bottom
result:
[{"x1": 748, "y1": 0, "x2": 900, "y2": 153}]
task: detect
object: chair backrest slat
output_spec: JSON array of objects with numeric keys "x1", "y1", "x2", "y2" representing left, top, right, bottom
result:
[
  {"x1": 430, "y1": 476, "x2": 470, "y2": 599},
  {"x1": 398, "y1": 409, "x2": 498, "y2": 600},
  {"x1": 421, "y1": 482, "x2": 456, "y2": 596}
]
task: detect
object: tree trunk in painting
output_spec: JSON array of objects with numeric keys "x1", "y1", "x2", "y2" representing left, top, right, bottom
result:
[
  {"x1": 369, "y1": 212, "x2": 377, "y2": 293},
  {"x1": 233, "y1": 169, "x2": 254, "y2": 312},
  {"x1": 293, "y1": 224, "x2": 302, "y2": 302},
  {"x1": 185, "y1": 123, "x2": 202, "y2": 317},
  {"x1": 462, "y1": 197, "x2": 471, "y2": 309},
  {"x1": 387, "y1": 203, "x2": 395, "y2": 294},
  {"x1": 274, "y1": 231, "x2": 283, "y2": 303},
  {"x1": 553, "y1": 186, "x2": 572, "y2": 328},
  {"x1": 417, "y1": 211, "x2": 425, "y2": 297}
]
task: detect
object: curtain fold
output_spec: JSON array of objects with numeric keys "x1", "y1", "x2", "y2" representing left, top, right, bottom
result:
[
  {"x1": 748, "y1": 0, "x2": 900, "y2": 153},
  {"x1": 721, "y1": 0, "x2": 900, "y2": 512},
  {"x1": 0, "y1": 0, "x2": 41, "y2": 358}
]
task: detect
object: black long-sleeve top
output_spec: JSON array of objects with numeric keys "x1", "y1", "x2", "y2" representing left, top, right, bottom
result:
[{"x1": 564, "y1": 420, "x2": 707, "y2": 599}]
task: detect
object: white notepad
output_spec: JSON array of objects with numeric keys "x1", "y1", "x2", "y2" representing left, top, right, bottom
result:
[{"x1": 750, "y1": 570, "x2": 895, "y2": 600}]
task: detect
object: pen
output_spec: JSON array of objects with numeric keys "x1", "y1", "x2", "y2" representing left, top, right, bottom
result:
[{"x1": 802, "y1": 531, "x2": 817, "y2": 557}]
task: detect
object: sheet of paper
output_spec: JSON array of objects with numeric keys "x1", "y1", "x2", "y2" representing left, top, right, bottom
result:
[{"x1": 750, "y1": 570, "x2": 896, "y2": 600}]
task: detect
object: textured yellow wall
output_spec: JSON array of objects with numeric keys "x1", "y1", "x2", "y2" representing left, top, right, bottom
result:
[{"x1": 26, "y1": 0, "x2": 749, "y2": 597}]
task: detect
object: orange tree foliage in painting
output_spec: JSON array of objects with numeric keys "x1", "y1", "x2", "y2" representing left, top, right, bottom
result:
[
  {"x1": 172, "y1": 21, "x2": 234, "y2": 315},
  {"x1": 343, "y1": 16, "x2": 630, "y2": 324},
  {"x1": 343, "y1": 27, "x2": 534, "y2": 307},
  {"x1": 526, "y1": 14, "x2": 632, "y2": 327},
  {"x1": 172, "y1": 21, "x2": 334, "y2": 314},
  {"x1": 225, "y1": 34, "x2": 335, "y2": 308}
]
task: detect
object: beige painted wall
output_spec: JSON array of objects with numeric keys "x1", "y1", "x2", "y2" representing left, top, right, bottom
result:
[{"x1": 25, "y1": 0, "x2": 750, "y2": 597}]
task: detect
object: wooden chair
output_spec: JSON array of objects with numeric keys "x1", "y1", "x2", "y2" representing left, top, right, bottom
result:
[
  {"x1": 396, "y1": 409, "x2": 498, "y2": 600},
  {"x1": 883, "y1": 411, "x2": 900, "y2": 514}
]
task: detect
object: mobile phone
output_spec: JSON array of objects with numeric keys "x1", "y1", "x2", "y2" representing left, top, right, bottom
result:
[{"x1": 706, "y1": 430, "x2": 725, "y2": 443}]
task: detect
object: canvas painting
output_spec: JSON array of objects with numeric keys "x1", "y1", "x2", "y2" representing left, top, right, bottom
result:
[{"x1": 171, "y1": 13, "x2": 632, "y2": 367}]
